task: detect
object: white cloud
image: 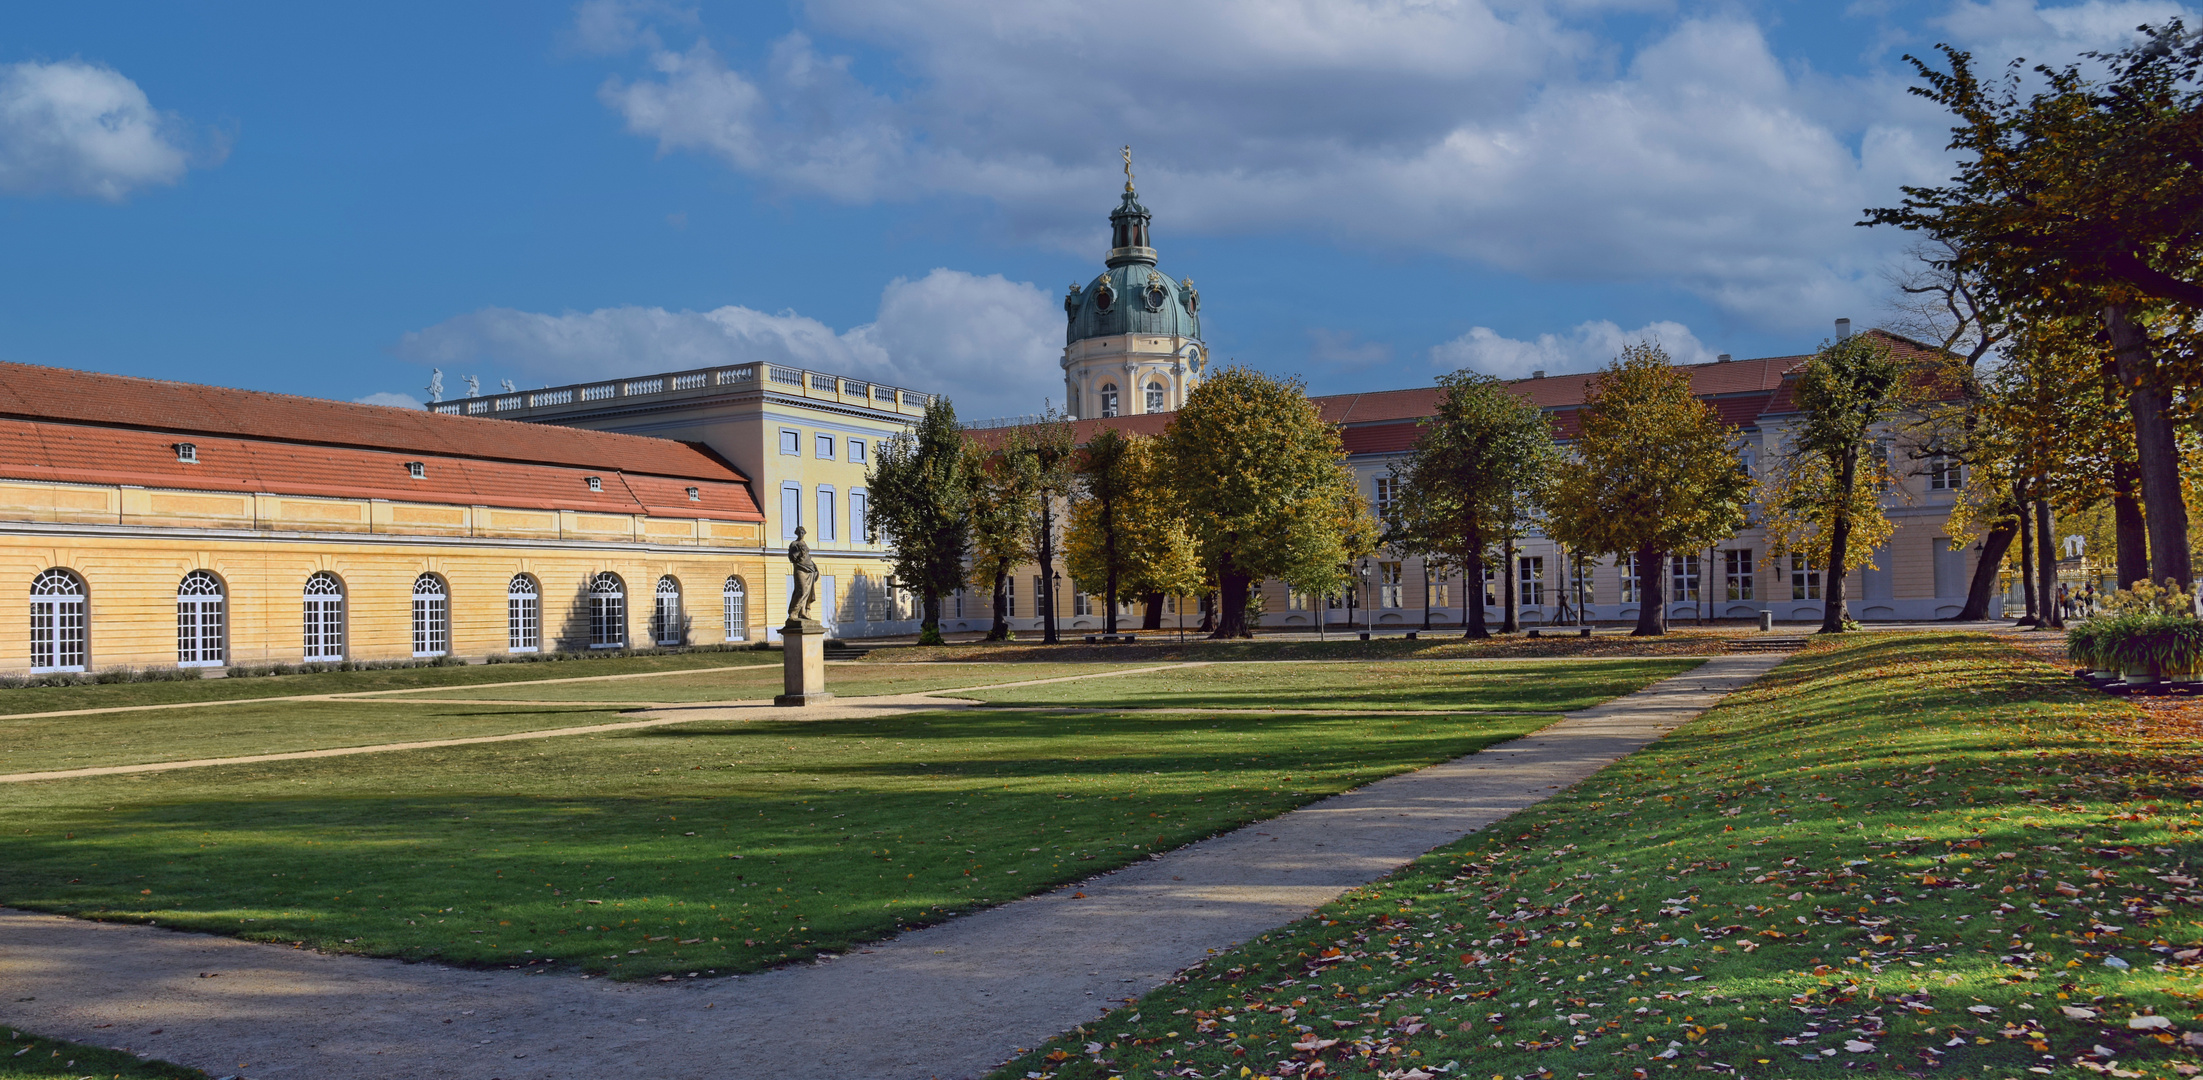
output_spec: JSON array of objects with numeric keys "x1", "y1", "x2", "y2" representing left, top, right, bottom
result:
[
  {"x1": 0, "y1": 59, "x2": 211, "y2": 200},
  {"x1": 395, "y1": 268, "x2": 1060, "y2": 419},
  {"x1": 1431, "y1": 320, "x2": 1716, "y2": 379},
  {"x1": 353, "y1": 392, "x2": 425, "y2": 410}
]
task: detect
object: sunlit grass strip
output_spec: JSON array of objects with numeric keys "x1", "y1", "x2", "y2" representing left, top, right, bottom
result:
[
  {"x1": 1, "y1": 661, "x2": 1686, "y2": 981},
  {"x1": 994, "y1": 633, "x2": 2203, "y2": 1080}
]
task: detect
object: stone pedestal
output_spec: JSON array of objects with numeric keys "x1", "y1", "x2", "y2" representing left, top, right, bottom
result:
[{"x1": 775, "y1": 620, "x2": 834, "y2": 706}]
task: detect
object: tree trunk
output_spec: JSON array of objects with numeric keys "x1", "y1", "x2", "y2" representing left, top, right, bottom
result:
[
  {"x1": 1500, "y1": 537, "x2": 1519, "y2": 633},
  {"x1": 988, "y1": 566, "x2": 1011, "y2": 641},
  {"x1": 2017, "y1": 493, "x2": 2037, "y2": 625},
  {"x1": 1199, "y1": 592, "x2": 1215, "y2": 634},
  {"x1": 2113, "y1": 461, "x2": 2149, "y2": 590},
  {"x1": 1632, "y1": 545, "x2": 1666, "y2": 636},
  {"x1": 1819, "y1": 452, "x2": 1857, "y2": 634},
  {"x1": 1141, "y1": 591, "x2": 1164, "y2": 630},
  {"x1": 1462, "y1": 540, "x2": 1490, "y2": 639},
  {"x1": 2036, "y1": 496, "x2": 2062, "y2": 630},
  {"x1": 1039, "y1": 502, "x2": 1060, "y2": 645},
  {"x1": 2105, "y1": 304, "x2": 2192, "y2": 589},
  {"x1": 1102, "y1": 496, "x2": 1120, "y2": 635},
  {"x1": 921, "y1": 591, "x2": 941, "y2": 641},
  {"x1": 1211, "y1": 571, "x2": 1254, "y2": 638},
  {"x1": 1954, "y1": 513, "x2": 2017, "y2": 620}
]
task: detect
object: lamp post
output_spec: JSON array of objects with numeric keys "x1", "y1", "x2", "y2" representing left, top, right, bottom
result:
[{"x1": 1045, "y1": 569, "x2": 1062, "y2": 645}]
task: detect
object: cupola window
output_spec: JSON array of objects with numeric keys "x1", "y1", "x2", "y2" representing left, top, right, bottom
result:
[
  {"x1": 1093, "y1": 281, "x2": 1114, "y2": 313},
  {"x1": 1145, "y1": 381, "x2": 1166, "y2": 413},
  {"x1": 1099, "y1": 383, "x2": 1119, "y2": 418}
]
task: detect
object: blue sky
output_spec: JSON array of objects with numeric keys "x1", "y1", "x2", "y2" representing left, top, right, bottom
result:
[{"x1": 0, "y1": 1, "x2": 2187, "y2": 419}]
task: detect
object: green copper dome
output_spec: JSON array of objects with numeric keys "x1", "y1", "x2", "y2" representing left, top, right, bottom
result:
[{"x1": 1064, "y1": 187, "x2": 1203, "y2": 346}]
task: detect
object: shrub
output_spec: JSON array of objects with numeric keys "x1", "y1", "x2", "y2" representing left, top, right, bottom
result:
[{"x1": 2069, "y1": 581, "x2": 2203, "y2": 676}]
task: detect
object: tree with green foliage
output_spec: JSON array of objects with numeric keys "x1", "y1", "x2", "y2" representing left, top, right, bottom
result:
[
  {"x1": 1547, "y1": 343, "x2": 1749, "y2": 636},
  {"x1": 1067, "y1": 429, "x2": 1198, "y2": 633},
  {"x1": 1161, "y1": 366, "x2": 1367, "y2": 638},
  {"x1": 1864, "y1": 23, "x2": 2203, "y2": 587},
  {"x1": 1757, "y1": 335, "x2": 1911, "y2": 634},
  {"x1": 864, "y1": 396, "x2": 969, "y2": 644},
  {"x1": 1382, "y1": 370, "x2": 1560, "y2": 639},
  {"x1": 1016, "y1": 408, "x2": 1080, "y2": 644},
  {"x1": 964, "y1": 430, "x2": 1035, "y2": 641}
]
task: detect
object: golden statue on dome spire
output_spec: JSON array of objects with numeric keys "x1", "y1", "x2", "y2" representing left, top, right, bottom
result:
[{"x1": 1121, "y1": 145, "x2": 1134, "y2": 192}]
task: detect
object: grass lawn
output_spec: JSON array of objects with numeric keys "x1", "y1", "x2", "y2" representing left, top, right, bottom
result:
[
  {"x1": 1, "y1": 701, "x2": 620, "y2": 774},
  {"x1": 0, "y1": 1028, "x2": 205, "y2": 1079},
  {"x1": 0, "y1": 659, "x2": 1688, "y2": 981},
  {"x1": 882, "y1": 632, "x2": 1734, "y2": 666},
  {"x1": 0, "y1": 650, "x2": 779, "y2": 716},
  {"x1": 963, "y1": 659, "x2": 1693, "y2": 712},
  {"x1": 398, "y1": 661, "x2": 1155, "y2": 703},
  {"x1": 992, "y1": 633, "x2": 2203, "y2": 1080}
]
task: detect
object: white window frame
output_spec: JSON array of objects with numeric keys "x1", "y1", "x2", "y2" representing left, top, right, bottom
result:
[
  {"x1": 589, "y1": 572, "x2": 626, "y2": 649},
  {"x1": 1145, "y1": 381, "x2": 1165, "y2": 413},
  {"x1": 1723, "y1": 549, "x2": 1755, "y2": 601},
  {"x1": 1100, "y1": 382, "x2": 1120, "y2": 418},
  {"x1": 780, "y1": 482, "x2": 802, "y2": 539},
  {"x1": 1519, "y1": 555, "x2": 1545, "y2": 607},
  {"x1": 654, "y1": 575, "x2": 684, "y2": 647},
  {"x1": 816, "y1": 486, "x2": 838, "y2": 542},
  {"x1": 815, "y1": 433, "x2": 836, "y2": 459},
  {"x1": 1378, "y1": 560, "x2": 1404, "y2": 608},
  {"x1": 1669, "y1": 554, "x2": 1699, "y2": 604},
  {"x1": 1791, "y1": 555, "x2": 1823, "y2": 601},
  {"x1": 303, "y1": 572, "x2": 345, "y2": 661},
  {"x1": 851, "y1": 488, "x2": 871, "y2": 544},
  {"x1": 412, "y1": 574, "x2": 450, "y2": 657},
  {"x1": 30, "y1": 568, "x2": 87, "y2": 673},
  {"x1": 779, "y1": 429, "x2": 801, "y2": 455},
  {"x1": 723, "y1": 576, "x2": 748, "y2": 641},
  {"x1": 507, "y1": 574, "x2": 540, "y2": 653},
  {"x1": 847, "y1": 438, "x2": 866, "y2": 464},
  {"x1": 176, "y1": 570, "x2": 227, "y2": 667}
]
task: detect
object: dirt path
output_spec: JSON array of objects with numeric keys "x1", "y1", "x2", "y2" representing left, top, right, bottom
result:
[{"x1": 0, "y1": 653, "x2": 1782, "y2": 1080}]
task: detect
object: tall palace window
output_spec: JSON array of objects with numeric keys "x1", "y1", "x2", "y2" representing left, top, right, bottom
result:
[
  {"x1": 507, "y1": 574, "x2": 540, "y2": 653},
  {"x1": 30, "y1": 569, "x2": 87, "y2": 673},
  {"x1": 303, "y1": 572, "x2": 345, "y2": 661},
  {"x1": 653, "y1": 576, "x2": 684, "y2": 646},
  {"x1": 589, "y1": 572, "x2": 626, "y2": 648},
  {"x1": 1099, "y1": 383, "x2": 1120, "y2": 418},
  {"x1": 723, "y1": 576, "x2": 748, "y2": 641},
  {"x1": 1146, "y1": 381, "x2": 1165, "y2": 413},
  {"x1": 412, "y1": 574, "x2": 449, "y2": 656},
  {"x1": 176, "y1": 570, "x2": 226, "y2": 667}
]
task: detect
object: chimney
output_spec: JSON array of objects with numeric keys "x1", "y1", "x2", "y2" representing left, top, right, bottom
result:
[
  {"x1": 1530, "y1": 369, "x2": 1545, "y2": 380},
  {"x1": 1835, "y1": 317, "x2": 1852, "y2": 340},
  {"x1": 1717, "y1": 353, "x2": 1732, "y2": 363}
]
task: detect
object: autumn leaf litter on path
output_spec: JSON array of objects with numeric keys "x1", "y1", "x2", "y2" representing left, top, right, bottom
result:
[{"x1": 995, "y1": 633, "x2": 2203, "y2": 1080}]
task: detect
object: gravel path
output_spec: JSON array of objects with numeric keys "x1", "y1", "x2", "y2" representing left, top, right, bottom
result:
[{"x1": 0, "y1": 653, "x2": 1784, "y2": 1080}]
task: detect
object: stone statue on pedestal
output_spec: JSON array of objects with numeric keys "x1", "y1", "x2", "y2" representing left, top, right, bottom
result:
[
  {"x1": 786, "y1": 527, "x2": 820, "y2": 627},
  {"x1": 776, "y1": 527, "x2": 833, "y2": 706}
]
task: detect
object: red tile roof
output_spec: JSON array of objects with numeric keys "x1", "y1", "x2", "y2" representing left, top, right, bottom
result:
[
  {"x1": 1037, "y1": 329, "x2": 1947, "y2": 456},
  {"x1": 0, "y1": 361, "x2": 749, "y2": 483},
  {"x1": 0, "y1": 363, "x2": 763, "y2": 521}
]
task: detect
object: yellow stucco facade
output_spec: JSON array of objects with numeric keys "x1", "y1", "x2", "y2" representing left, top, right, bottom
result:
[{"x1": 0, "y1": 477, "x2": 769, "y2": 673}]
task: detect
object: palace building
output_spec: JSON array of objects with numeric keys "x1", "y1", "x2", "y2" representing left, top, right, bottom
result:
[
  {"x1": 0, "y1": 363, "x2": 778, "y2": 675},
  {"x1": 0, "y1": 177, "x2": 1995, "y2": 673}
]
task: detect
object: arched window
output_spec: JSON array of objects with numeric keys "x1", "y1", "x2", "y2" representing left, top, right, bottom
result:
[
  {"x1": 589, "y1": 572, "x2": 625, "y2": 649},
  {"x1": 303, "y1": 572, "x2": 345, "y2": 661},
  {"x1": 507, "y1": 574, "x2": 540, "y2": 653},
  {"x1": 176, "y1": 570, "x2": 226, "y2": 667},
  {"x1": 1146, "y1": 380, "x2": 1166, "y2": 413},
  {"x1": 411, "y1": 573, "x2": 449, "y2": 657},
  {"x1": 1099, "y1": 382, "x2": 1120, "y2": 418},
  {"x1": 30, "y1": 569, "x2": 86, "y2": 673},
  {"x1": 723, "y1": 576, "x2": 747, "y2": 642},
  {"x1": 653, "y1": 575, "x2": 684, "y2": 647}
]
